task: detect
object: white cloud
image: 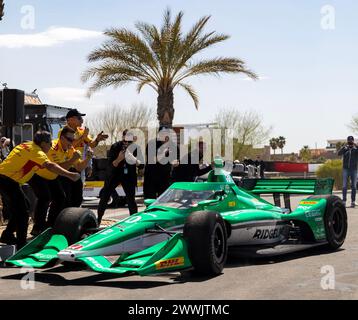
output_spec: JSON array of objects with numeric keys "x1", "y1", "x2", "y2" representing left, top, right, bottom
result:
[
  {"x1": 0, "y1": 26, "x2": 102, "y2": 48},
  {"x1": 41, "y1": 87, "x2": 89, "y2": 102},
  {"x1": 40, "y1": 87, "x2": 105, "y2": 114}
]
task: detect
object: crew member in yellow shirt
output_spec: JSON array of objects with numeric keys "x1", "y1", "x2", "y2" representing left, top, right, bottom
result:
[
  {"x1": 0, "y1": 131, "x2": 80, "y2": 249},
  {"x1": 28, "y1": 127, "x2": 81, "y2": 236},
  {"x1": 59, "y1": 109, "x2": 108, "y2": 206}
]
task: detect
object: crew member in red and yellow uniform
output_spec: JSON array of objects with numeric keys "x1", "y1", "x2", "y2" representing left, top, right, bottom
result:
[
  {"x1": 28, "y1": 127, "x2": 81, "y2": 236},
  {"x1": 0, "y1": 131, "x2": 80, "y2": 249},
  {"x1": 59, "y1": 109, "x2": 108, "y2": 206}
]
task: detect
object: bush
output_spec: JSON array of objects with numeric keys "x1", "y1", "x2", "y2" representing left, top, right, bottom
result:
[{"x1": 316, "y1": 160, "x2": 343, "y2": 190}]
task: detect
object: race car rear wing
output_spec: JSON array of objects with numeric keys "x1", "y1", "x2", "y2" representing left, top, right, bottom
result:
[{"x1": 240, "y1": 178, "x2": 334, "y2": 210}]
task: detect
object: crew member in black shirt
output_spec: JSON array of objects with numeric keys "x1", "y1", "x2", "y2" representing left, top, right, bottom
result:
[
  {"x1": 171, "y1": 141, "x2": 212, "y2": 182},
  {"x1": 97, "y1": 130, "x2": 142, "y2": 224},
  {"x1": 143, "y1": 126, "x2": 178, "y2": 199}
]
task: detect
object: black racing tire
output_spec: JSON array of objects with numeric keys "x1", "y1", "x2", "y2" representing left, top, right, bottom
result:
[
  {"x1": 53, "y1": 207, "x2": 98, "y2": 245},
  {"x1": 324, "y1": 196, "x2": 347, "y2": 250},
  {"x1": 184, "y1": 211, "x2": 228, "y2": 276}
]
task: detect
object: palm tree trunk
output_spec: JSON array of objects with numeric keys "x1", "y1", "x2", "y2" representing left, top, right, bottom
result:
[{"x1": 157, "y1": 89, "x2": 174, "y2": 127}]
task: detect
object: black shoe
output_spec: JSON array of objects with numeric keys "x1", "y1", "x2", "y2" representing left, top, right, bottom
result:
[{"x1": 0, "y1": 231, "x2": 17, "y2": 245}]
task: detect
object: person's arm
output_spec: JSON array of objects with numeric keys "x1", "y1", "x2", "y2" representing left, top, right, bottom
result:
[
  {"x1": 112, "y1": 150, "x2": 125, "y2": 167},
  {"x1": 89, "y1": 131, "x2": 109, "y2": 148},
  {"x1": 125, "y1": 150, "x2": 141, "y2": 166},
  {"x1": 74, "y1": 158, "x2": 91, "y2": 172},
  {"x1": 59, "y1": 151, "x2": 82, "y2": 170},
  {"x1": 43, "y1": 161, "x2": 80, "y2": 181},
  {"x1": 195, "y1": 164, "x2": 212, "y2": 177},
  {"x1": 338, "y1": 146, "x2": 348, "y2": 156},
  {"x1": 72, "y1": 127, "x2": 90, "y2": 148},
  {"x1": 73, "y1": 149, "x2": 94, "y2": 172}
]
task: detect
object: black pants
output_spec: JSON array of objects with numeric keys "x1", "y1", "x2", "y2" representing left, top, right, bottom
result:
[
  {"x1": 143, "y1": 172, "x2": 170, "y2": 199},
  {"x1": 58, "y1": 173, "x2": 83, "y2": 208},
  {"x1": 28, "y1": 175, "x2": 67, "y2": 229},
  {"x1": 98, "y1": 173, "x2": 137, "y2": 223},
  {"x1": 0, "y1": 193, "x2": 11, "y2": 221},
  {"x1": 0, "y1": 175, "x2": 29, "y2": 247}
]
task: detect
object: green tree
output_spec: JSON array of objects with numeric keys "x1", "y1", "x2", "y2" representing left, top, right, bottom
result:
[
  {"x1": 348, "y1": 114, "x2": 358, "y2": 135},
  {"x1": 214, "y1": 108, "x2": 271, "y2": 160},
  {"x1": 85, "y1": 103, "x2": 155, "y2": 145},
  {"x1": 82, "y1": 9, "x2": 257, "y2": 127},
  {"x1": 316, "y1": 160, "x2": 343, "y2": 190},
  {"x1": 299, "y1": 145, "x2": 311, "y2": 162},
  {"x1": 277, "y1": 136, "x2": 286, "y2": 155},
  {"x1": 269, "y1": 138, "x2": 279, "y2": 155}
]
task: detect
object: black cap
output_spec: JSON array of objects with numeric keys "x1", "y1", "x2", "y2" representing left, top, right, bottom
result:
[
  {"x1": 65, "y1": 109, "x2": 86, "y2": 119},
  {"x1": 347, "y1": 136, "x2": 354, "y2": 141}
]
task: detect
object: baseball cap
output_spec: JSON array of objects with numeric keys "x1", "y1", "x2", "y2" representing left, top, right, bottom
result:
[
  {"x1": 65, "y1": 109, "x2": 86, "y2": 119},
  {"x1": 124, "y1": 131, "x2": 134, "y2": 141},
  {"x1": 347, "y1": 136, "x2": 354, "y2": 141}
]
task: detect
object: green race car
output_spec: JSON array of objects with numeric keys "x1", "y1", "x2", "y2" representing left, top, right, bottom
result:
[{"x1": 5, "y1": 159, "x2": 347, "y2": 277}]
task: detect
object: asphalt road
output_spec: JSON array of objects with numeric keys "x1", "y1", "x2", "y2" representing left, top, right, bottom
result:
[{"x1": 1, "y1": 194, "x2": 358, "y2": 300}]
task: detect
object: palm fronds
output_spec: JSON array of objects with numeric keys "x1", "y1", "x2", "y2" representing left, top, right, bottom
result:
[
  {"x1": 82, "y1": 8, "x2": 258, "y2": 122},
  {"x1": 0, "y1": 0, "x2": 4, "y2": 21}
]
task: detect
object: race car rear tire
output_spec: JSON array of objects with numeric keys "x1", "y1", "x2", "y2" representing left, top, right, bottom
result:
[
  {"x1": 184, "y1": 211, "x2": 228, "y2": 276},
  {"x1": 324, "y1": 196, "x2": 347, "y2": 250},
  {"x1": 53, "y1": 207, "x2": 98, "y2": 245}
]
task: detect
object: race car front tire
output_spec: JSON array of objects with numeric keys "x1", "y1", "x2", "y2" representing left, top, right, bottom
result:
[
  {"x1": 53, "y1": 207, "x2": 98, "y2": 245},
  {"x1": 184, "y1": 211, "x2": 228, "y2": 276},
  {"x1": 324, "y1": 196, "x2": 347, "y2": 250}
]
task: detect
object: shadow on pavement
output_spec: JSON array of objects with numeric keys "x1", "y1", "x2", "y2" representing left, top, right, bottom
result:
[
  {"x1": 1, "y1": 264, "x2": 214, "y2": 289},
  {"x1": 1, "y1": 271, "x2": 175, "y2": 289},
  {"x1": 225, "y1": 246, "x2": 345, "y2": 268},
  {"x1": 1, "y1": 247, "x2": 344, "y2": 288}
]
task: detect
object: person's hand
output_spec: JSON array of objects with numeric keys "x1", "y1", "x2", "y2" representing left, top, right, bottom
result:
[
  {"x1": 172, "y1": 159, "x2": 180, "y2": 167},
  {"x1": 69, "y1": 172, "x2": 81, "y2": 182},
  {"x1": 71, "y1": 151, "x2": 81, "y2": 162},
  {"x1": 96, "y1": 131, "x2": 109, "y2": 142},
  {"x1": 86, "y1": 148, "x2": 94, "y2": 159},
  {"x1": 86, "y1": 167, "x2": 93, "y2": 178},
  {"x1": 83, "y1": 127, "x2": 90, "y2": 137},
  {"x1": 116, "y1": 150, "x2": 126, "y2": 161}
]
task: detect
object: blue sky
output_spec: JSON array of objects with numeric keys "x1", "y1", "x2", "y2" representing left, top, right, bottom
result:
[{"x1": 1, "y1": 0, "x2": 357, "y2": 153}]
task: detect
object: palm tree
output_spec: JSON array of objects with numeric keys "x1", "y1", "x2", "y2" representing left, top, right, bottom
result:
[
  {"x1": 0, "y1": 1, "x2": 4, "y2": 21},
  {"x1": 277, "y1": 136, "x2": 286, "y2": 155},
  {"x1": 300, "y1": 145, "x2": 311, "y2": 162},
  {"x1": 82, "y1": 9, "x2": 258, "y2": 127},
  {"x1": 269, "y1": 138, "x2": 278, "y2": 155}
]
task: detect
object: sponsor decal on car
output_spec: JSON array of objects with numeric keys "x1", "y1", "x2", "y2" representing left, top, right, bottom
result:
[
  {"x1": 299, "y1": 201, "x2": 318, "y2": 205},
  {"x1": 305, "y1": 210, "x2": 322, "y2": 218},
  {"x1": 253, "y1": 227, "x2": 285, "y2": 240},
  {"x1": 86, "y1": 257, "x2": 105, "y2": 270},
  {"x1": 155, "y1": 257, "x2": 185, "y2": 270},
  {"x1": 228, "y1": 201, "x2": 236, "y2": 207}
]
